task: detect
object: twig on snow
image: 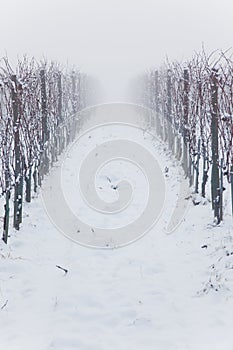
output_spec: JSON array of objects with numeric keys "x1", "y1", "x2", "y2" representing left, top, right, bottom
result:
[
  {"x1": 56, "y1": 265, "x2": 68, "y2": 274},
  {"x1": 1, "y1": 300, "x2": 8, "y2": 310}
]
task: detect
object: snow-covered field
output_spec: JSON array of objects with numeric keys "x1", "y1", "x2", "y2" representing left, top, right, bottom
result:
[{"x1": 0, "y1": 104, "x2": 233, "y2": 350}]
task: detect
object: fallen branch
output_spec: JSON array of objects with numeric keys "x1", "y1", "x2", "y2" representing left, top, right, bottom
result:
[
  {"x1": 56, "y1": 265, "x2": 68, "y2": 274},
  {"x1": 1, "y1": 300, "x2": 8, "y2": 310}
]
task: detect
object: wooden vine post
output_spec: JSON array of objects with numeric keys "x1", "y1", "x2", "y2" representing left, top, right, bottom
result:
[
  {"x1": 183, "y1": 69, "x2": 189, "y2": 177},
  {"x1": 210, "y1": 68, "x2": 220, "y2": 223},
  {"x1": 166, "y1": 69, "x2": 172, "y2": 149},
  {"x1": 2, "y1": 166, "x2": 11, "y2": 243},
  {"x1": 12, "y1": 75, "x2": 21, "y2": 230}
]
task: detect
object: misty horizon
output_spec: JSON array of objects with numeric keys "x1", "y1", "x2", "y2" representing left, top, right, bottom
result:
[{"x1": 0, "y1": 0, "x2": 232, "y2": 101}]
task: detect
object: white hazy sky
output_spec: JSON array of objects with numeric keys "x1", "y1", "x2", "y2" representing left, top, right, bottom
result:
[{"x1": 0, "y1": 0, "x2": 232, "y2": 101}]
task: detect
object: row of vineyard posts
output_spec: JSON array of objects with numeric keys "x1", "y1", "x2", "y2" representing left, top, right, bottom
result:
[
  {"x1": 141, "y1": 50, "x2": 233, "y2": 224},
  {"x1": 0, "y1": 57, "x2": 88, "y2": 243}
]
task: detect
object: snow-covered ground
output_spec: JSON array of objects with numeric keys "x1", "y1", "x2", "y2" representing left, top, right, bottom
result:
[{"x1": 0, "y1": 104, "x2": 233, "y2": 350}]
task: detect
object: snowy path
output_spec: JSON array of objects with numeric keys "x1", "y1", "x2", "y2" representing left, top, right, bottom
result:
[
  {"x1": 1, "y1": 194, "x2": 233, "y2": 350},
  {"x1": 0, "y1": 105, "x2": 233, "y2": 350}
]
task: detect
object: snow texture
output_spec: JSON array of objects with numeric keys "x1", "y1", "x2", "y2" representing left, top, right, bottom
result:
[{"x1": 0, "y1": 123, "x2": 233, "y2": 350}]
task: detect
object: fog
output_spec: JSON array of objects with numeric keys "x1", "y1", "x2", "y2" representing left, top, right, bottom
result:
[{"x1": 0, "y1": 0, "x2": 232, "y2": 101}]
